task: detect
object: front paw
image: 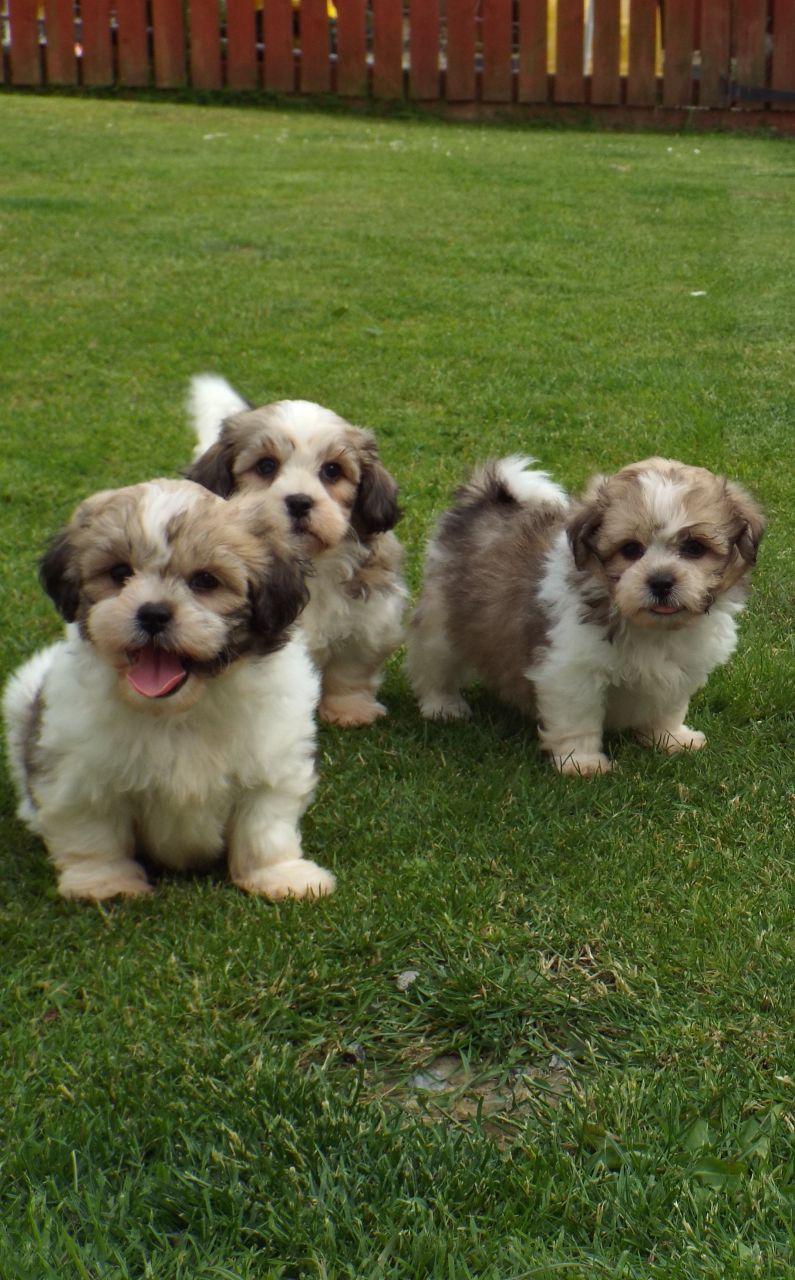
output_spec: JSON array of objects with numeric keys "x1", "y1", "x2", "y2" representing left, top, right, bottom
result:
[
  {"x1": 418, "y1": 693, "x2": 472, "y2": 722},
  {"x1": 57, "y1": 860, "x2": 152, "y2": 901},
  {"x1": 234, "y1": 859, "x2": 336, "y2": 901},
  {"x1": 319, "y1": 693, "x2": 386, "y2": 727},
  {"x1": 554, "y1": 751, "x2": 613, "y2": 778},
  {"x1": 649, "y1": 725, "x2": 707, "y2": 754}
]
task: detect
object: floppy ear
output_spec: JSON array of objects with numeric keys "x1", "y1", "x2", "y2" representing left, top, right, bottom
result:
[
  {"x1": 248, "y1": 550, "x2": 310, "y2": 651},
  {"x1": 39, "y1": 529, "x2": 81, "y2": 622},
  {"x1": 725, "y1": 480, "x2": 766, "y2": 566},
  {"x1": 566, "y1": 503, "x2": 604, "y2": 571},
  {"x1": 352, "y1": 443, "x2": 401, "y2": 538},
  {"x1": 185, "y1": 434, "x2": 238, "y2": 498}
]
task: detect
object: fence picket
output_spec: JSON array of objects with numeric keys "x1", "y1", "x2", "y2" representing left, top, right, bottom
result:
[
  {"x1": 189, "y1": 0, "x2": 222, "y2": 89},
  {"x1": 555, "y1": 0, "x2": 585, "y2": 101},
  {"x1": 117, "y1": 0, "x2": 149, "y2": 86},
  {"x1": 372, "y1": 0, "x2": 403, "y2": 98},
  {"x1": 735, "y1": 0, "x2": 768, "y2": 107},
  {"x1": 299, "y1": 0, "x2": 330, "y2": 92},
  {"x1": 772, "y1": 0, "x2": 795, "y2": 108},
  {"x1": 80, "y1": 0, "x2": 112, "y2": 84},
  {"x1": 337, "y1": 0, "x2": 367, "y2": 96},
  {"x1": 626, "y1": 0, "x2": 657, "y2": 104},
  {"x1": 517, "y1": 0, "x2": 548, "y2": 102},
  {"x1": 152, "y1": 0, "x2": 187, "y2": 86},
  {"x1": 44, "y1": 0, "x2": 77, "y2": 85},
  {"x1": 446, "y1": 0, "x2": 476, "y2": 101},
  {"x1": 699, "y1": 0, "x2": 730, "y2": 104},
  {"x1": 263, "y1": 0, "x2": 295, "y2": 92},
  {"x1": 226, "y1": 0, "x2": 259, "y2": 89},
  {"x1": 409, "y1": 0, "x2": 439, "y2": 98},
  {"x1": 9, "y1": 0, "x2": 41, "y2": 83},
  {"x1": 662, "y1": 0, "x2": 694, "y2": 105},
  {"x1": 591, "y1": 0, "x2": 621, "y2": 104},
  {"x1": 482, "y1": 0, "x2": 513, "y2": 101}
]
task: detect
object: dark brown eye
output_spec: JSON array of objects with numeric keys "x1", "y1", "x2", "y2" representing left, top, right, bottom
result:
[
  {"x1": 320, "y1": 461, "x2": 342, "y2": 483},
  {"x1": 189, "y1": 571, "x2": 220, "y2": 593},
  {"x1": 108, "y1": 563, "x2": 133, "y2": 585},
  {"x1": 255, "y1": 457, "x2": 278, "y2": 478},
  {"x1": 681, "y1": 539, "x2": 708, "y2": 559},
  {"x1": 619, "y1": 541, "x2": 645, "y2": 561}
]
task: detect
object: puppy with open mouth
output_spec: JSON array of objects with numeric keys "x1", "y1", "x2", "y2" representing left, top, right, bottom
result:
[
  {"x1": 3, "y1": 479, "x2": 335, "y2": 901},
  {"x1": 185, "y1": 375, "x2": 407, "y2": 728},
  {"x1": 407, "y1": 456, "x2": 765, "y2": 776}
]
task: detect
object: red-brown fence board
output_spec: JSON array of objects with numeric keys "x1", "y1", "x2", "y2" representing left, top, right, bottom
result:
[
  {"x1": 80, "y1": 0, "x2": 112, "y2": 84},
  {"x1": 591, "y1": 0, "x2": 621, "y2": 103},
  {"x1": 372, "y1": 0, "x2": 403, "y2": 98},
  {"x1": 337, "y1": 0, "x2": 367, "y2": 95},
  {"x1": 555, "y1": 0, "x2": 585, "y2": 101},
  {"x1": 772, "y1": 0, "x2": 795, "y2": 107},
  {"x1": 698, "y1": 0, "x2": 730, "y2": 104},
  {"x1": 152, "y1": 0, "x2": 187, "y2": 85},
  {"x1": 627, "y1": 0, "x2": 657, "y2": 104},
  {"x1": 734, "y1": 0, "x2": 768, "y2": 106},
  {"x1": 517, "y1": 0, "x2": 548, "y2": 102},
  {"x1": 189, "y1": 0, "x2": 222, "y2": 89},
  {"x1": 662, "y1": 0, "x2": 693, "y2": 105},
  {"x1": 225, "y1": 0, "x2": 258, "y2": 89},
  {"x1": 117, "y1": 0, "x2": 149, "y2": 86},
  {"x1": 409, "y1": 0, "x2": 439, "y2": 98},
  {"x1": 263, "y1": 0, "x2": 295, "y2": 92},
  {"x1": 9, "y1": 0, "x2": 41, "y2": 83},
  {"x1": 446, "y1": 0, "x2": 476, "y2": 101},
  {"x1": 482, "y1": 0, "x2": 513, "y2": 101},
  {"x1": 299, "y1": 0, "x2": 330, "y2": 93},
  {"x1": 44, "y1": 0, "x2": 77, "y2": 85}
]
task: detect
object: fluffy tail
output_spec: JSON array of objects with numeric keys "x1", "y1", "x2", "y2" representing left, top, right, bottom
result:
[
  {"x1": 187, "y1": 374, "x2": 249, "y2": 458},
  {"x1": 455, "y1": 455, "x2": 569, "y2": 512}
]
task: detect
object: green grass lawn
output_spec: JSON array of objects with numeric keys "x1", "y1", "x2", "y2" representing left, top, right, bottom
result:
[{"x1": 1, "y1": 95, "x2": 793, "y2": 1279}]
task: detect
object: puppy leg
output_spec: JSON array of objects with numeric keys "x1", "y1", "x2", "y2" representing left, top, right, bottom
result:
[
  {"x1": 405, "y1": 593, "x2": 472, "y2": 722},
  {"x1": 535, "y1": 675, "x2": 612, "y2": 777},
  {"x1": 41, "y1": 813, "x2": 151, "y2": 900},
  {"x1": 636, "y1": 706, "x2": 707, "y2": 754},
  {"x1": 318, "y1": 653, "x2": 388, "y2": 728},
  {"x1": 228, "y1": 788, "x2": 335, "y2": 901}
]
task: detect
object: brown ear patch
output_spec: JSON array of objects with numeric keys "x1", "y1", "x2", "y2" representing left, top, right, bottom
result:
[
  {"x1": 185, "y1": 432, "x2": 238, "y2": 498},
  {"x1": 39, "y1": 530, "x2": 81, "y2": 622},
  {"x1": 351, "y1": 441, "x2": 401, "y2": 538}
]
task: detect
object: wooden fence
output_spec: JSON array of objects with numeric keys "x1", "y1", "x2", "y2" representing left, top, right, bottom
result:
[{"x1": 2, "y1": 1, "x2": 795, "y2": 124}]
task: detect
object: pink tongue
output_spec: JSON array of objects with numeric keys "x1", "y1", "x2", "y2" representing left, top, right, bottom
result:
[
  {"x1": 127, "y1": 646, "x2": 187, "y2": 698},
  {"x1": 651, "y1": 604, "x2": 680, "y2": 615}
]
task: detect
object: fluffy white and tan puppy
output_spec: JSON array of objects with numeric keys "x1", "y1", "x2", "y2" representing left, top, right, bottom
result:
[
  {"x1": 3, "y1": 479, "x2": 336, "y2": 901},
  {"x1": 185, "y1": 375, "x2": 407, "y2": 728},
  {"x1": 407, "y1": 456, "x2": 765, "y2": 776}
]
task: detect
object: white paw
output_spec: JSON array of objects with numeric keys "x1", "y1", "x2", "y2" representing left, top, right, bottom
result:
[
  {"x1": 419, "y1": 693, "x2": 472, "y2": 722},
  {"x1": 555, "y1": 752, "x2": 612, "y2": 778},
  {"x1": 57, "y1": 861, "x2": 152, "y2": 901},
  {"x1": 234, "y1": 859, "x2": 336, "y2": 901},
  {"x1": 656, "y1": 725, "x2": 707, "y2": 754},
  {"x1": 319, "y1": 694, "x2": 386, "y2": 727}
]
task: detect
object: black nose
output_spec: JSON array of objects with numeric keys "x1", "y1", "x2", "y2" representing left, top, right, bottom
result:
[
  {"x1": 136, "y1": 602, "x2": 173, "y2": 636},
  {"x1": 285, "y1": 493, "x2": 314, "y2": 519},
  {"x1": 648, "y1": 574, "x2": 676, "y2": 600}
]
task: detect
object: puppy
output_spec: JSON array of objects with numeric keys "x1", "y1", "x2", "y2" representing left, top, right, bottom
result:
[
  {"x1": 407, "y1": 456, "x2": 765, "y2": 776},
  {"x1": 3, "y1": 479, "x2": 336, "y2": 901},
  {"x1": 185, "y1": 375, "x2": 406, "y2": 728}
]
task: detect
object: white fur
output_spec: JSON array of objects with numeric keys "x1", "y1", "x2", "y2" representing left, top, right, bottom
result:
[
  {"x1": 493, "y1": 456, "x2": 570, "y2": 511},
  {"x1": 188, "y1": 374, "x2": 248, "y2": 457},
  {"x1": 3, "y1": 626, "x2": 335, "y2": 902}
]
